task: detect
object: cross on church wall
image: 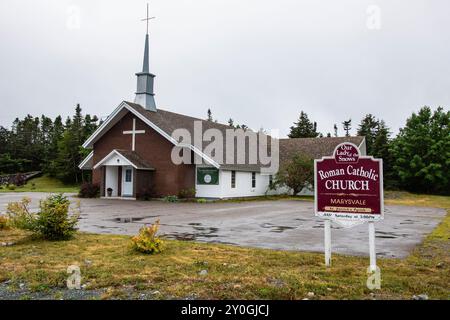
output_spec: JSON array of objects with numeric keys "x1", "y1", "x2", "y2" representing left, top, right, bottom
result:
[{"x1": 123, "y1": 118, "x2": 145, "y2": 151}]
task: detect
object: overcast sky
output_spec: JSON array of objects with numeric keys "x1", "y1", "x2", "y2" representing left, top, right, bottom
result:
[{"x1": 0, "y1": 0, "x2": 449, "y2": 137}]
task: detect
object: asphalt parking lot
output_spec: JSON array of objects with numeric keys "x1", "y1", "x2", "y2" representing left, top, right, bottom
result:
[{"x1": 0, "y1": 192, "x2": 446, "y2": 258}]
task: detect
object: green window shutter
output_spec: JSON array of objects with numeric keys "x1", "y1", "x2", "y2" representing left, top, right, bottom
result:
[{"x1": 197, "y1": 168, "x2": 219, "y2": 185}]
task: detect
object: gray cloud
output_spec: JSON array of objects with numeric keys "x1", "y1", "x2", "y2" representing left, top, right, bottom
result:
[{"x1": 0, "y1": 0, "x2": 449, "y2": 137}]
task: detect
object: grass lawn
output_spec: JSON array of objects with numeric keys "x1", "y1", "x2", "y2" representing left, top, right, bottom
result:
[
  {"x1": 0, "y1": 194, "x2": 448, "y2": 300},
  {"x1": 0, "y1": 176, "x2": 79, "y2": 194}
]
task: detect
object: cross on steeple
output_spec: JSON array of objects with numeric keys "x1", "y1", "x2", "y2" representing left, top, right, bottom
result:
[{"x1": 141, "y1": 3, "x2": 155, "y2": 35}]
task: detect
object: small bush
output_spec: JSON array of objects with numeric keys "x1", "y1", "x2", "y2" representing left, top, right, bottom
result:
[
  {"x1": 137, "y1": 187, "x2": 155, "y2": 201},
  {"x1": 197, "y1": 198, "x2": 207, "y2": 204},
  {"x1": 5, "y1": 197, "x2": 35, "y2": 230},
  {"x1": 131, "y1": 220, "x2": 164, "y2": 254},
  {"x1": 6, "y1": 194, "x2": 79, "y2": 240},
  {"x1": 30, "y1": 182, "x2": 36, "y2": 190},
  {"x1": 163, "y1": 195, "x2": 179, "y2": 203},
  {"x1": 7, "y1": 184, "x2": 16, "y2": 191},
  {"x1": 178, "y1": 188, "x2": 196, "y2": 199},
  {"x1": 0, "y1": 216, "x2": 10, "y2": 230},
  {"x1": 12, "y1": 174, "x2": 26, "y2": 186},
  {"x1": 79, "y1": 182, "x2": 100, "y2": 198}
]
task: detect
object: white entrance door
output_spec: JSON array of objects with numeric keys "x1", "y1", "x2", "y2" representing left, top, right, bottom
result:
[{"x1": 122, "y1": 167, "x2": 133, "y2": 197}]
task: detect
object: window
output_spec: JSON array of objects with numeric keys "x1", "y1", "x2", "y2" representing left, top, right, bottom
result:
[
  {"x1": 231, "y1": 171, "x2": 236, "y2": 188},
  {"x1": 269, "y1": 175, "x2": 273, "y2": 186},
  {"x1": 125, "y1": 169, "x2": 132, "y2": 182},
  {"x1": 252, "y1": 172, "x2": 256, "y2": 188}
]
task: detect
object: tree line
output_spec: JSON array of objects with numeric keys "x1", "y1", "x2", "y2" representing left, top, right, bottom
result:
[
  {"x1": 0, "y1": 104, "x2": 448, "y2": 195},
  {"x1": 0, "y1": 104, "x2": 98, "y2": 183}
]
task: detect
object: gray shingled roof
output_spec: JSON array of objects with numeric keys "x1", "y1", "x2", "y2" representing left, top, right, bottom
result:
[
  {"x1": 279, "y1": 136, "x2": 365, "y2": 167},
  {"x1": 115, "y1": 149, "x2": 154, "y2": 170}
]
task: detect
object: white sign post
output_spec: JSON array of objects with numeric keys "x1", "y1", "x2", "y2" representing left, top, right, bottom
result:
[
  {"x1": 368, "y1": 222, "x2": 376, "y2": 272},
  {"x1": 324, "y1": 219, "x2": 331, "y2": 266}
]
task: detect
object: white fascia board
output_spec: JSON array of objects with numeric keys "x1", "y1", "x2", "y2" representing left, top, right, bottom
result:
[
  {"x1": 78, "y1": 151, "x2": 94, "y2": 169},
  {"x1": 93, "y1": 150, "x2": 138, "y2": 170}
]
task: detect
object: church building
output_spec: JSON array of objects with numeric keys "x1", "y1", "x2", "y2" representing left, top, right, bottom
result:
[{"x1": 79, "y1": 25, "x2": 366, "y2": 200}]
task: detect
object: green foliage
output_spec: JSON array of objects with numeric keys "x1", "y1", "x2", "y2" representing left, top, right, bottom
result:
[
  {"x1": 357, "y1": 114, "x2": 378, "y2": 155},
  {"x1": 5, "y1": 197, "x2": 35, "y2": 230},
  {"x1": 288, "y1": 111, "x2": 319, "y2": 138},
  {"x1": 7, "y1": 184, "x2": 16, "y2": 191},
  {"x1": 197, "y1": 198, "x2": 207, "y2": 204},
  {"x1": 131, "y1": 220, "x2": 164, "y2": 254},
  {"x1": 6, "y1": 194, "x2": 79, "y2": 240},
  {"x1": 391, "y1": 106, "x2": 450, "y2": 194},
  {"x1": 78, "y1": 183, "x2": 100, "y2": 198},
  {"x1": 0, "y1": 216, "x2": 10, "y2": 230},
  {"x1": 163, "y1": 195, "x2": 179, "y2": 203},
  {"x1": 178, "y1": 188, "x2": 196, "y2": 199},
  {"x1": 0, "y1": 104, "x2": 98, "y2": 184},
  {"x1": 273, "y1": 154, "x2": 314, "y2": 195}
]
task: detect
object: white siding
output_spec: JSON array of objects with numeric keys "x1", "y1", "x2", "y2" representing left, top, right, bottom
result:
[
  {"x1": 105, "y1": 166, "x2": 119, "y2": 197},
  {"x1": 195, "y1": 168, "x2": 273, "y2": 198}
]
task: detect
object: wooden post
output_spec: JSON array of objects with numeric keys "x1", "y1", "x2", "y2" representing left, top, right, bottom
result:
[
  {"x1": 324, "y1": 219, "x2": 331, "y2": 267},
  {"x1": 368, "y1": 222, "x2": 376, "y2": 272}
]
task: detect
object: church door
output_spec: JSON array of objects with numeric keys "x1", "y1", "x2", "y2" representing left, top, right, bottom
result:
[{"x1": 122, "y1": 167, "x2": 134, "y2": 197}]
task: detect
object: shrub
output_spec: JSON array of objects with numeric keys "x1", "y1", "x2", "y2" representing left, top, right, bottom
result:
[
  {"x1": 12, "y1": 174, "x2": 26, "y2": 186},
  {"x1": 137, "y1": 187, "x2": 155, "y2": 201},
  {"x1": 163, "y1": 195, "x2": 179, "y2": 203},
  {"x1": 6, "y1": 194, "x2": 79, "y2": 240},
  {"x1": 7, "y1": 184, "x2": 16, "y2": 191},
  {"x1": 79, "y1": 182, "x2": 100, "y2": 198},
  {"x1": 178, "y1": 188, "x2": 196, "y2": 199},
  {"x1": 197, "y1": 198, "x2": 207, "y2": 204},
  {"x1": 131, "y1": 220, "x2": 164, "y2": 254},
  {"x1": 5, "y1": 197, "x2": 35, "y2": 230},
  {"x1": 0, "y1": 216, "x2": 10, "y2": 230}
]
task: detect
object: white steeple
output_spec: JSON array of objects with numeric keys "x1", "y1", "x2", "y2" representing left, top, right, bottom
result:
[{"x1": 134, "y1": 4, "x2": 156, "y2": 112}]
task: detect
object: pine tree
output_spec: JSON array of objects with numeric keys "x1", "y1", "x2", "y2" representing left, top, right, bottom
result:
[
  {"x1": 207, "y1": 108, "x2": 213, "y2": 121},
  {"x1": 288, "y1": 111, "x2": 319, "y2": 138},
  {"x1": 357, "y1": 114, "x2": 378, "y2": 155},
  {"x1": 342, "y1": 119, "x2": 352, "y2": 137},
  {"x1": 333, "y1": 124, "x2": 338, "y2": 137}
]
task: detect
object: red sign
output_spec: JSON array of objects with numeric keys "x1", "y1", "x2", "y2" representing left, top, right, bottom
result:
[{"x1": 314, "y1": 142, "x2": 384, "y2": 222}]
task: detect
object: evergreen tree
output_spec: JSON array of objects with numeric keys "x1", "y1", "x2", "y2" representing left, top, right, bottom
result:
[
  {"x1": 333, "y1": 124, "x2": 338, "y2": 137},
  {"x1": 391, "y1": 106, "x2": 450, "y2": 194},
  {"x1": 372, "y1": 121, "x2": 396, "y2": 188},
  {"x1": 206, "y1": 108, "x2": 213, "y2": 121},
  {"x1": 288, "y1": 111, "x2": 319, "y2": 138},
  {"x1": 357, "y1": 114, "x2": 378, "y2": 155},
  {"x1": 342, "y1": 119, "x2": 352, "y2": 137}
]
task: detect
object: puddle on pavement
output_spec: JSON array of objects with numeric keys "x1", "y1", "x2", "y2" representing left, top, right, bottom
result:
[
  {"x1": 376, "y1": 231, "x2": 408, "y2": 239},
  {"x1": 163, "y1": 223, "x2": 219, "y2": 240},
  {"x1": 110, "y1": 216, "x2": 158, "y2": 223},
  {"x1": 260, "y1": 223, "x2": 296, "y2": 233}
]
